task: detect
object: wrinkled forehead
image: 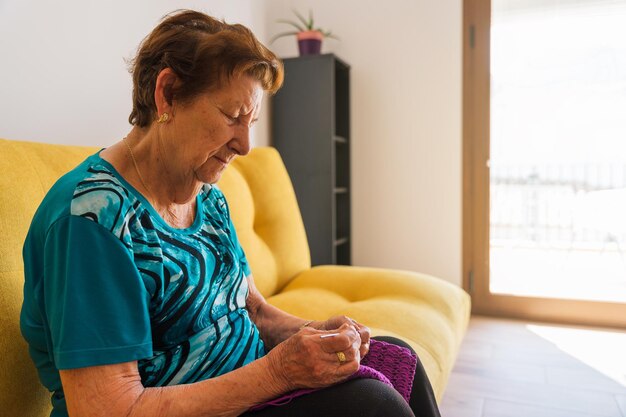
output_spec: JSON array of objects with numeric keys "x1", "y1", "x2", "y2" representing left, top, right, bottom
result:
[{"x1": 215, "y1": 75, "x2": 264, "y2": 113}]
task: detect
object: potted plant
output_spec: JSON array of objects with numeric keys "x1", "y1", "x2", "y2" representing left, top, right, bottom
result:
[{"x1": 271, "y1": 10, "x2": 338, "y2": 56}]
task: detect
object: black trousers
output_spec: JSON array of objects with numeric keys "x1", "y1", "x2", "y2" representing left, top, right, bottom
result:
[{"x1": 242, "y1": 336, "x2": 441, "y2": 417}]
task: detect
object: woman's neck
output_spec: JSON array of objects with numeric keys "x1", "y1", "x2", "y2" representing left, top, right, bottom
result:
[{"x1": 102, "y1": 126, "x2": 202, "y2": 229}]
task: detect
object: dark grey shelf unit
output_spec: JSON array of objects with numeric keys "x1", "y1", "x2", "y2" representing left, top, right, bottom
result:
[{"x1": 272, "y1": 54, "x2": 351, "y2": 266}]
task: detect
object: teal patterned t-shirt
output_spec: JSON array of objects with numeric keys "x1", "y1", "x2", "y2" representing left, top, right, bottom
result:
[{"x1": 20, "y1": 151, "x2": 265, "y2": 417}]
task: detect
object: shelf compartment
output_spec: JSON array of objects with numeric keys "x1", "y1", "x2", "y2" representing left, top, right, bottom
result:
[
  {"x1": 335, "y1": 192, "x2": 350, "y2": 242},
  {"x1": 335, "y1": 139, "x2": 349, "y2": 189},
  {"x1": 335, "y1": 240, "x2": 351, "y2": 265}
]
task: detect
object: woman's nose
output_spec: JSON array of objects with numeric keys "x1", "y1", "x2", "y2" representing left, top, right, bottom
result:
[{"x1": 230, "y1": 125, "x2": 251, "y2": 156}]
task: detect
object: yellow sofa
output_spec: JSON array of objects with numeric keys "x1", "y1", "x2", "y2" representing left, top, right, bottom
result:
[{"x1": 0, "y1": 138, "x2": 470, "y2": 417}]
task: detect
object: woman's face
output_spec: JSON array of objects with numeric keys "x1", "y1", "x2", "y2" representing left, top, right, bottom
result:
[{"x1": 165, "y1": 75, "x2": 263, "y2": 185}]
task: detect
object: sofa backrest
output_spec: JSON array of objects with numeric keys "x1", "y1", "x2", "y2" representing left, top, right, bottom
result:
[
  {"x1": 0, "y1": 138, "x2": 310, "y2": 417},
  {"x1": 219, "y1": 147, "x2": 311, "y2": 294}
]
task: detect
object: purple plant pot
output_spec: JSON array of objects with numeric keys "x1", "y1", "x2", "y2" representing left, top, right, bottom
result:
[{"x1": 298, "y1": 39, "x2": 322, "y2": 55}]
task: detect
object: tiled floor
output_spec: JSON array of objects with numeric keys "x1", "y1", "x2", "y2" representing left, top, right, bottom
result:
[{"x1": 440, "y1": 316, "x2": 626, "y2": 417}]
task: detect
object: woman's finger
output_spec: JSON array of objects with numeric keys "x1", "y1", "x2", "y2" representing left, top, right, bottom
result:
[
  {"x1": 358, "y1": 324, "x2": 370, "y2": 341},
  {"x1": 359, "y1": 340, "x2": 370, "y2": 357},
  {"x1": 316, "y1": 333, "x2": 352, "y2": 354},
  {"x1": 321, "y1": 315, "x2": 363, "y2": 333},
  {"x1": 358, "y1": 325, "x2": 370, "y2": 343},
  {"x1": 348, "y1": 322, "x2": 370, "y2": 357},
  {"x1": 324, "y1": 345, "x2": 360, "y2": 372},
  {"x1": 318, "y1": 324, "x2": 361, "y2": 350},
  {"x1": 318, "y1": 337, "x2": 361, "y2": 370}
]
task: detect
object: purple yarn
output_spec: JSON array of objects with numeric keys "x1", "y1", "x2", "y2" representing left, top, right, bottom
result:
[
  {"x1": 249, "y1": 339, "x2": 417, "y2": 412},
  {"x1": 359, "y1": 339, "x2": 417, "y2": 402}
]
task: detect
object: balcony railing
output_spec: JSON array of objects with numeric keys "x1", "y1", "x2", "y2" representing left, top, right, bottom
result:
[{"x1": 490, "y1": 163, "x2": 626, "y2": 250}]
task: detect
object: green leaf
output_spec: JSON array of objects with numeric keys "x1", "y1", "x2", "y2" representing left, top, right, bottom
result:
[
  {"x1": 293, "y1": 9, "x2": 312, "y2": 30},
  {"x1": 316, "y1": 29, "x2": 340, "y2": 40},
  {"x1": 276, "y1": 19, "x2": 305, "y2": 32},
  {"x1": 270, "y1": 31, "x2": 300, "y2": 44},
  {"x1": 275, "y1": 9, "x2": 336, "y2": 37}
]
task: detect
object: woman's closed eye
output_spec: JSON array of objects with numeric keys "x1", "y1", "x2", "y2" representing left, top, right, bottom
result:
[
  {"x1": 222, "y1": 110, "x2": 257, "y2": 128},
  {"x1": 222, "y1": 111, "x2": 238, "y2": 125}
]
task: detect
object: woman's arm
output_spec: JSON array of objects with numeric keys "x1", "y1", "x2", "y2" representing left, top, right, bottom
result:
[
  {"x1": 60, "y1": 355, "x2": 285, "y2": 417},
  {"x1": 60, "y1": 325, "x2": 361, "y2": 417},
  {"x1": 245, "y1": 275, "x2": 312, "y2": 348},
  {"x1": 245, "y1": 275, "x2": 371, "y2": 353}
]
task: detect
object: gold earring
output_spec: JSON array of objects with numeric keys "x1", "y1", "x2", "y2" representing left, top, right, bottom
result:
[{"x1": 157, "y1": 112, "x2": 169, "y2": 123}]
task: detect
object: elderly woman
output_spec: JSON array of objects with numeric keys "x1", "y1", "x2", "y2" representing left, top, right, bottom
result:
[{"x1": 20, "y1": 10, "x2": 440, "y2": 417}]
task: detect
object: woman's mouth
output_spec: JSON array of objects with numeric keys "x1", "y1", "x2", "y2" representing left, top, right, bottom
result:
[{"x1": 214, "y1": 156, "x2": 228, "y2": 165}]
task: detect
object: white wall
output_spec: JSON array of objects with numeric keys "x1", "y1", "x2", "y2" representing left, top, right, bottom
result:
[
  {"x1": 265, "y1": 0, "x2": 463, "y2": 285},
  {"x1": 0, "y1": 0, "x2": 270, "y2": 147},
  {"x1": 1, "y1": 0, "x2": 463, "y2": 286}
]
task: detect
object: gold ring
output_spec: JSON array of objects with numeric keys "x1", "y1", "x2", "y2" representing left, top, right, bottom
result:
[{"x1": 336, "y1": 351, "x2": 346, "y2": 364}]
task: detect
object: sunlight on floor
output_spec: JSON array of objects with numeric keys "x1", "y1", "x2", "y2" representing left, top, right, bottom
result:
[{"x1": 526, "y1": 323, "x2": 626, "y2": 388}]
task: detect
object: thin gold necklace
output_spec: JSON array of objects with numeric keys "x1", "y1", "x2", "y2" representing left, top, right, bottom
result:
[
  {"x1": 122, "y1": 137, "x2": 193, "y2": 227},
  {"x1": 122, "y1": 136, "x2": 155, "y2": 202}
]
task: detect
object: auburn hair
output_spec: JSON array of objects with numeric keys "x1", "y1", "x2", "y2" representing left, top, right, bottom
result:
[{"x1": 128, "y1": 10, "x2": 284, "y2": 127}]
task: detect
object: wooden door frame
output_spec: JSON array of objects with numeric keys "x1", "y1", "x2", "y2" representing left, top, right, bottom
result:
[{"x1": 463, "y1": 0, "x2": 626, "y2": 330}]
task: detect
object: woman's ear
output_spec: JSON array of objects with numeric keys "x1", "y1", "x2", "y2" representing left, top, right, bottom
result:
[{"x1": 154, "y1": 68, "x2": 179, "y2": 117}]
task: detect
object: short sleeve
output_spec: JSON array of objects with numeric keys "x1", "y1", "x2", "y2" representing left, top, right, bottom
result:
[{"x1": 43, "y1": 215, "x2": 153, "y2": 369}]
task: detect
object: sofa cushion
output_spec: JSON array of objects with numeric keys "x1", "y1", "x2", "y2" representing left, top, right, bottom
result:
[{"x1": 266, "y1": 265, "x2": 471, "y2": 400}]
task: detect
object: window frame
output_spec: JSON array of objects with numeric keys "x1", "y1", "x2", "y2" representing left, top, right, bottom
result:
[{"x1": 463, "y1": 0, "x2": 626, "y2": 329}]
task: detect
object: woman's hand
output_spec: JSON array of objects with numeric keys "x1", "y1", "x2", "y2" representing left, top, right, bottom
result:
[
  {"x1": 245, "y1": 276, "x2": 371, "y2": 357},
  {"x1": 313, "y1": 315, "x2": 371, "y2": 358},
  {"x1": 266, "y1": 323, "x2": 361, "y2": 391}
]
